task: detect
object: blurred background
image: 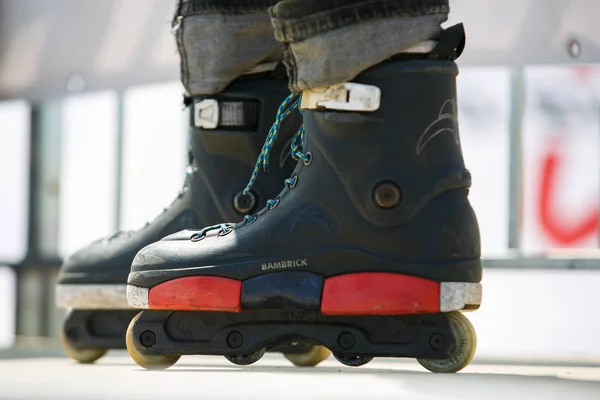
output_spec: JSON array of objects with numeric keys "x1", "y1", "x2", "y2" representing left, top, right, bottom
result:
[{"x1": 0, "y1": 0, "x2": 600, "y2": 361}]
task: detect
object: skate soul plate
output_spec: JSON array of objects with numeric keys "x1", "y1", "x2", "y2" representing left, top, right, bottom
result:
[
  {"x1": 127, "y1": 271, "x2": 481, "y2": 315},
  {"x1": 63, "y1": 309, "x2": 138, "y2": 350},
  {"x1": 128, "y1": 308, "x2": 457, "y2": 360}
]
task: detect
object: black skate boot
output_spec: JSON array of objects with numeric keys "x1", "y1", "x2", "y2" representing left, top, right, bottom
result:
[
  {"x1": 56, "y1": 75, "x2": 328, "y2": 366},
  {"x1": 125, "y1": 25, "x2": 482, "y2": 372}
]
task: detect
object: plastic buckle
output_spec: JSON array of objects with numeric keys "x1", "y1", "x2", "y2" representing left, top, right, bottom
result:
[
  {"x1": 300, "y1": 83, "x2": 381, "y2": 112},
  {"x1": 194, "y1": 99, "x2": 219, "y2": 129}
]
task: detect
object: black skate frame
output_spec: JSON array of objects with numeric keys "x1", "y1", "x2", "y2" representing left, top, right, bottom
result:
[{"x1": 129, "y1": 309, "x2": 456, "y2": 361}]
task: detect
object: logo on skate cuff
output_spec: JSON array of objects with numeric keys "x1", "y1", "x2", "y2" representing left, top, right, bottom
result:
[{"x1": 261, "y1": 259, "x2": 307, "y2": 271}]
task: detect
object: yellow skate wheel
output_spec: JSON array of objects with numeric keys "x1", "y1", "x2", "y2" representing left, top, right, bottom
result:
[
  {"x1": 284, "y1": 345, "x2": 331, "y2": 367},
  {"x1": 126, "y1": 312, "x2": 180, "y2": 370},
  {"x1": 417, "y1": 311, "x2": 477, "y2": 373},
  {"x1": 60, "y1": 330, "x2": 107, "y2": 364}
]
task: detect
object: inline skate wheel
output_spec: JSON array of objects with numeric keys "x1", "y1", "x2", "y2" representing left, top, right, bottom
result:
[
  {"x1": 60, "y1": 329, "x2": 107, "y2": 364},
  {"x1": 284, "y1": 344, "x2": 331, "y2": 367},
  {"x1": 417, "y1": 311, "x2": 477, "y2": 373},
  {"x1": 126, "y1": 312, "x2": 180, "y2": 370},
  {"x1": 333, "y1": 353, "x2": 373, "y2": 367},
  {"x1": 225, "y1": 347, "x2": 267, "y2": 366}
]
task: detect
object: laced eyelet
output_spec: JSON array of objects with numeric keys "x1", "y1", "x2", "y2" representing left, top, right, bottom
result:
[
  {"x1": 285, "y1": 175, "x2": 298, "y2": 189},
  {"x1": 303, "y1": 152, "x2": 312, "y2": 166},
  {"x1": 244, "y1": 215, "x2": 257, "y2": 225},
  {"x1": 218, "y1": 226, "x2": 233, "y2": 236},
  {"x1": 267, "y1": 198, "x2": 280, "y2": 210},
  {"x1": 190, "y1": 232, "x2": 205, "y2": 242}
]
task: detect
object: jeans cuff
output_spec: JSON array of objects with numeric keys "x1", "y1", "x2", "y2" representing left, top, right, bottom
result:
[
  {"x1": 281, "y1": 14, "x2": 447, "y2": 92},
  {"x1": 174, "y1": 12, "x2": 283, "y2": 96},
  {"x1": 269, "y1": 0, "x2": 449, "y2": 43},
  {"x1": 179, "y1": 0, "x2": 279, "y2": 14}
]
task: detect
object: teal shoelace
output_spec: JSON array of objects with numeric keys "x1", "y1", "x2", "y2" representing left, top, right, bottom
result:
[{"x1": 191, "y1": 93, "x2": 312, "y2": 242}]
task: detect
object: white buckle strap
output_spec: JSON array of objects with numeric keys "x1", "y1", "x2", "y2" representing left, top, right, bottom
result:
[
  {"x1": 194, "y1": 99, "x2": 258, "y2": 129},
  {"x1": 194, "y1": 99, "x2": 219, "y2": 129},
  {"x1": 300, "y1": 82, "x2": 381, "y2": 112}
]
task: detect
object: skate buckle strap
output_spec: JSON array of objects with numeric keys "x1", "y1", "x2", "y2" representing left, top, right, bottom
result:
[
  {"x1": 300, "y1": 83, "x2": 381, "y2": 112},
  {"x1": 194, "y1": 99, "x2": 259, "y2": 129},
  {"x1": 194, "y1": 99, "x2": 219, "y2": 129}
]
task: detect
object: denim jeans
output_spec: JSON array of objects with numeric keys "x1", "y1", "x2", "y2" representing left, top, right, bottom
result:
[{"x1": 174, "y1": 0, "x2": 449, "y2": 96}]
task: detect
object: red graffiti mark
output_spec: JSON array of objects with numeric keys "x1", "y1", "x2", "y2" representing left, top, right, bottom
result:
[
  {"x1": 572, "y1": 65, "x2": 600, "y2": 82},
  {"x1": 538, "y1": 140, "x2": 598, "y2": 245}
]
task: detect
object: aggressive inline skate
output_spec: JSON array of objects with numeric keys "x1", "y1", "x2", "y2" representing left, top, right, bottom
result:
[
  {"x1": 56, "y1": 74, "x2": 330, "y2": 367},
  {"x1": 125, "y1": 25, "x2": 482, "y2": 372}
]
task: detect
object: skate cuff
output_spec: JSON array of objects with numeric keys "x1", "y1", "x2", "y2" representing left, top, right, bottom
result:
[{"x1": 300, "y1": 82, "x2": 381, "y2": 112}]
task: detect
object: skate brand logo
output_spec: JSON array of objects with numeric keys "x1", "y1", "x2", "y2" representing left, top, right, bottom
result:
[
  {"x1": 416, "y1": 98, "x2": 460, "y2": 156},
  {"x1": 261, "y1": 258, "x2": 307, "y2": 271}
]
